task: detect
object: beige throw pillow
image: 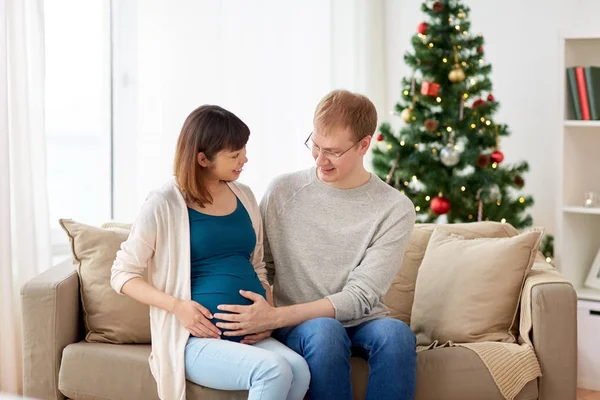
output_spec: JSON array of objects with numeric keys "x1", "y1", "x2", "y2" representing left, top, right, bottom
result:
[
  {"x1": 384, "y1": 222, "x2": 519, "y2": 325},
  {"x1": 410, "y1": 227, "x2": 543, "y2": 346},
  {"x1": 59, "y1": 219, "x2": 151, "y2": 344}
]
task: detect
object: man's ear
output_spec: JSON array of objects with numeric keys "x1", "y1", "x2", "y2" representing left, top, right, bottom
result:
[
  {"x1": 359, "y1": 136, "x2": 372, "y2": 156},
  {"x1": 197, "y1": 152, "x2": 210, "y2": 168}
]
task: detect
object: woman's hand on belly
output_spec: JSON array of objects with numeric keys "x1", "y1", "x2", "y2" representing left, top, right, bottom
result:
[{"x1": 173, "y1": 299, "x2": 222, "y2": 339}]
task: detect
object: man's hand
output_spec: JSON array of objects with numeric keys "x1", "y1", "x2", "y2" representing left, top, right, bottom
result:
[
  {"x1": 241, "y1": 329, "x2": 273, "y2": 345},
  {"x1": 214, "y1": 290, "x2": 280, "y2": 337}
]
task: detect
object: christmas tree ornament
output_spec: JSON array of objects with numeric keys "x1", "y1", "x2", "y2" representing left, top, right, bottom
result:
[
  {"x1": 386, "y1": 155, "x2": 401, "y2": 184},
  {"x1": 457, "y1": 10, "x2": 466, "y2": 19},
  {"x1": 449, "y1": 65, "x2": 466, "y2": 83},
  {"x1": 418, "y1": 22, "x2": 429, "y2": 35},
  {"x1": 486, "y1": 184, "x2": 501, "y2": 201},
  {"x1": 477, "y1": 154, "x2": 491, "y2": 168},
  {"x1": 478, "y1": 45, "x2": 484, "y2": 53},
  {"x1": 514, "y1": 175, "x2": 525, "y2": 188},
  {"x1": 491, "y1": 150, "x2": 504, "y2": 163},
  {"x1": 424, "y1": 118, "x2": 438, "y2": 132},
  {"x1": 440, "y1": 144, "x2": 460, "y2": 167},
  {"x1": 377, "y1": 134, "x2": 384, "y2": 142},
  {"x1": 491, "y1": 126, "x2": 504, "y2": 163},
  {"x1": 433, "y1": 1, "x2": 444, "y2": 13},
  {"x1": 472, "y1": 99, "x2": 486, "y2": 108},
  {"x1": 449, "y1": 47, "x2": 466, "y2": 83},
  {"x1": 476, "y1": 188, "x2": 484, "y2": 221},
  {"x1": 487, "y1": 93, "x2": 495, "y2": 102},
  {"x1": 421, "y1": 81, "x2": 440, "y2": 97},
  {"x1": 431, "y1": 194, "x2": 451, "y2": 214},
  {"x1": 401, "y1": 107, "x2": 413, "y2": 123}
]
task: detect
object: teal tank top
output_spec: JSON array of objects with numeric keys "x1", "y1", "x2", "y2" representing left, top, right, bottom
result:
[{"x1": 188, "y1": 197, "x2": 266, "y2": 342}]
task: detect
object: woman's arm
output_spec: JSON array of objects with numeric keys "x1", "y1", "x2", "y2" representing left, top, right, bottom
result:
[
  {"x1": 111, "y1": 193, "x2": 220, "y2": 338},
  {"x1": 122, "y1": 277, "x2": 221, "y2": 338}
]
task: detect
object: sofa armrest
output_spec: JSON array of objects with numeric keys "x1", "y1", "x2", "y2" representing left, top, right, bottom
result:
[
  {"x1": 21, "y1": 258, "x2": 83, "y2": 400},
  {"x1": 530, "y1": 280, "x2": 577, "y2": 400}
]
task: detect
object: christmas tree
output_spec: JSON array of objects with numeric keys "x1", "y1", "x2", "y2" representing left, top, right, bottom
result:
[{"x1": 372, "y1": 0, "x2": 553, "y2": 258}]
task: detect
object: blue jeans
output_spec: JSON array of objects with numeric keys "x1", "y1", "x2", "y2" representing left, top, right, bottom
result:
[
  {"x1": 273, "y1": 317, "x2": 416, "y2": 400},
  {"x1": 185, "y1": 337, "x2": 310, "y2": 400}
]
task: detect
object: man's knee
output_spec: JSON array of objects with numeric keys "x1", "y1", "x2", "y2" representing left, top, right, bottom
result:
[
  {"x1": 371, "y1": 318, "x2": 416, "y2": 351},
  {"x1": 299, "y1": 318, "x2": 347, "y2": 341}
]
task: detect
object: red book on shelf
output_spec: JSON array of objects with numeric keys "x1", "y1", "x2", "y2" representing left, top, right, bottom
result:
[{"x1": 576, "y1": 67, "x2": 591, "y2": 120}]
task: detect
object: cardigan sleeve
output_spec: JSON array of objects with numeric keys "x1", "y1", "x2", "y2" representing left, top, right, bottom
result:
[
  {"x1": 237, "y1": 184, "x2": 269, "y2": 286},
  {"x1": 110, "y1": 192, "x2": 163, "y2": 295}
]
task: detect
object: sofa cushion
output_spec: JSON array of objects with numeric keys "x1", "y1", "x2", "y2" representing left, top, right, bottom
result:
[
  {"x1": 58, "y1": 342, "x2": 536, "y2": 400},
  {"x1": 384, "y1": 222, "x2": 519, "y2": 325},
  {"x1": 59, "y1": 219, "x2": 151, "y2": 344},
  {"x1": 58, "y1": 342, "x2": 368, "y2": 400},
  {"x1": 410, "y1": 228, "x2": 543, "y2": 345}
]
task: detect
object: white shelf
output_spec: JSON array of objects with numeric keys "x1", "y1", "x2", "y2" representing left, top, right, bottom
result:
[
  {"x1": 563, "y1": 206, "x2": 600, "y2": 214},
  {"x1": 577, "y1": 287, "x2": 600, "y2": 302},
  {"x1": 564, "y1": 120, "x2": 600, "y2": 127}
]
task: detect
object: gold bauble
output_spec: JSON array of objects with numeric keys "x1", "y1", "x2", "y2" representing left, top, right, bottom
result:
[
  {"x1": 457, "y1": 10, "x2": 466, "y2": 19},
  {"x1": 449, "y1": 65, "x2": 466, "y2": 83},
  {"x1": 401, "y1": 108, "x2": 412, "y2": 123}
]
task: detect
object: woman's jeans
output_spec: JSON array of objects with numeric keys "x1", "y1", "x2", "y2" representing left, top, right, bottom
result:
[{"x1": 185, "y1": 336, "x2": 310, "y2": 400}]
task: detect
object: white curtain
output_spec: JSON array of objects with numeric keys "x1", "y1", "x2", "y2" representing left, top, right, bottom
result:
[
  {"x1": 0, "y1": 0, "x2": 51, "y2": 394},
  {"x1": 112, "y1": 0, "x2": 387, "y2": 221}
]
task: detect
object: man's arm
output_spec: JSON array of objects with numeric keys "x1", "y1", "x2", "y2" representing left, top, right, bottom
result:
[{"x1": 215, "y1": 201, "x2": 416, "y2": 335}]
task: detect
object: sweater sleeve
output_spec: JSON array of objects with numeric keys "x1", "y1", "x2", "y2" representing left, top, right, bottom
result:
[
  {"x1": 110, "y1": 193, "x2": 162, "y2": 295},
  {"x1": 326, "y1": 201, "x2": 416, "y2": 322},
  {"x1": 259, "y1": 187, "x2": 276, "y2": 286}
]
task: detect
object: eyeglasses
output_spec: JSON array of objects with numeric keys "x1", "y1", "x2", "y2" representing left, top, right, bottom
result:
[{"x1": 304, "y1": 132, "x2": 361, "y2": 160}]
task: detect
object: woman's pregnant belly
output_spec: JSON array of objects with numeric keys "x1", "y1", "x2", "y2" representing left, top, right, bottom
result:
[{"x1": 191, "y1": 258, "x2": 266, "y2": 342}]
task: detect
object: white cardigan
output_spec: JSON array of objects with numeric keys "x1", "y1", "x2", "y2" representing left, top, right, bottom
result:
[{"x1": 110, "y1": 179, "x2": 268, "y2": 400}]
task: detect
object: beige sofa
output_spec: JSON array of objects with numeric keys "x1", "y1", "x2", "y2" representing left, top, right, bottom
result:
[{"x1": 21, "y1": 223, "x2": 577, "y2": 400}]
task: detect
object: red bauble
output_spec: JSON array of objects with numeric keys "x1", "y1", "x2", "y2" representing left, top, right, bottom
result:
[
  {"x1": 418, "y1": 22, "x2": 429, "y2": 35},
  {"x1": 431, "y1": 196, "x2": 451, "y2": 215},
  {"x1": 433, "y1": 1, "x2": 444, "y2": 12},
  {"x1": 487, "y1": 93, "x2": 495, "y2": 102},
  {"x1": 478, "y1": 46, "x2": 484, "y2": 53},
  {"x1": 472, "y1": 99, "x2": 486, "y2": 108},
  {"x1": 490, "y1": 150, "x2": 504, "y2": 163},
  {"x1": 377, "y1": 134, "x2": 384, "y2": 142},
  {"x1": 421, "y1": 81, "x2": 440, "y2": 97}
]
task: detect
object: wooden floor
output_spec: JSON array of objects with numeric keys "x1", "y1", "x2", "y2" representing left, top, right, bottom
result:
[{"x1": 579, "y1": 389, "x2": 600, "y2": 400}]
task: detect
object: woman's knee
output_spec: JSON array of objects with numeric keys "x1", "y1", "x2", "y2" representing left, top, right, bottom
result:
[
  {"x1": 257, "y1": 353, "x2": 294, "y2": 387},
  {"x1": 287, "y1": 352, "x2": 311, "y2": 389}
]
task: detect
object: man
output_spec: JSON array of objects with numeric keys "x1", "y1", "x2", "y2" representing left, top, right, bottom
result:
[{"x1": 214, "y1": 89, "x2": 416, "y2": 399}]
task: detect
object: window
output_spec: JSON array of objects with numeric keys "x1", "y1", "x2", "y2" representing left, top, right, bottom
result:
[{"x1": 45, "y1": 0, "x2": 112, "y2": 251}]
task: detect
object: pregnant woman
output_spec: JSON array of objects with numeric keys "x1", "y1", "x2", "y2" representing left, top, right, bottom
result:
[{"x1": 111, "y1": 105, "x2": 309, "y2": 400}]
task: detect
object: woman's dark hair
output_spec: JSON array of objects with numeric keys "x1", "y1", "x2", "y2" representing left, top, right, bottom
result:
[{"x1": 174, "y1": 105, "x2": 249, "y2": 206}]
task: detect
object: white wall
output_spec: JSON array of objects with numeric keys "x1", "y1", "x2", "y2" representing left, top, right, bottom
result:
[{"x1": 384, "y1": 0, "x2": 600, "y2": 234}]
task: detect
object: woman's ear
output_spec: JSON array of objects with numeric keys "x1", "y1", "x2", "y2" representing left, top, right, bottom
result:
[{"x1": 197, "y1": 152, "x2": 210, "y2": 168}]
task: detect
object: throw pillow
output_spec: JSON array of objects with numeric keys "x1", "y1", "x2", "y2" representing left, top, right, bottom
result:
[
  {"x1": 59, "y1": 219, "x2": 151, "y2": 344},
  {"x1": 384, "y1": 221, "x2": 519, "y2": 325},
  {"x1": 410, "y1": 227, "x2": 543, "y2": 345}
]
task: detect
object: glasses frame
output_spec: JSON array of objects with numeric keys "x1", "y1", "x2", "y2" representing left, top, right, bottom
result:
[{"x1": 304, "y1": 132, "x2": 362, "y2": 160}]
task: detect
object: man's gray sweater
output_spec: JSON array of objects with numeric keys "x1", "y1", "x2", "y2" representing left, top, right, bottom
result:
[{"x1": 260, "y1": 167, "x2": 416, "y2": 327}]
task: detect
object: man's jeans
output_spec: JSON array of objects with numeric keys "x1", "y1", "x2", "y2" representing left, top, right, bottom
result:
[{"x1": 273, "y1": 317, "x2": 416, "y2": 400}]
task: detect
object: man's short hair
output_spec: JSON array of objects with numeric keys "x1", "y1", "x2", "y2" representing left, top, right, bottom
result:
[{"x1": 313, "y1": 89, "x2": 378, "y2": 140}]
